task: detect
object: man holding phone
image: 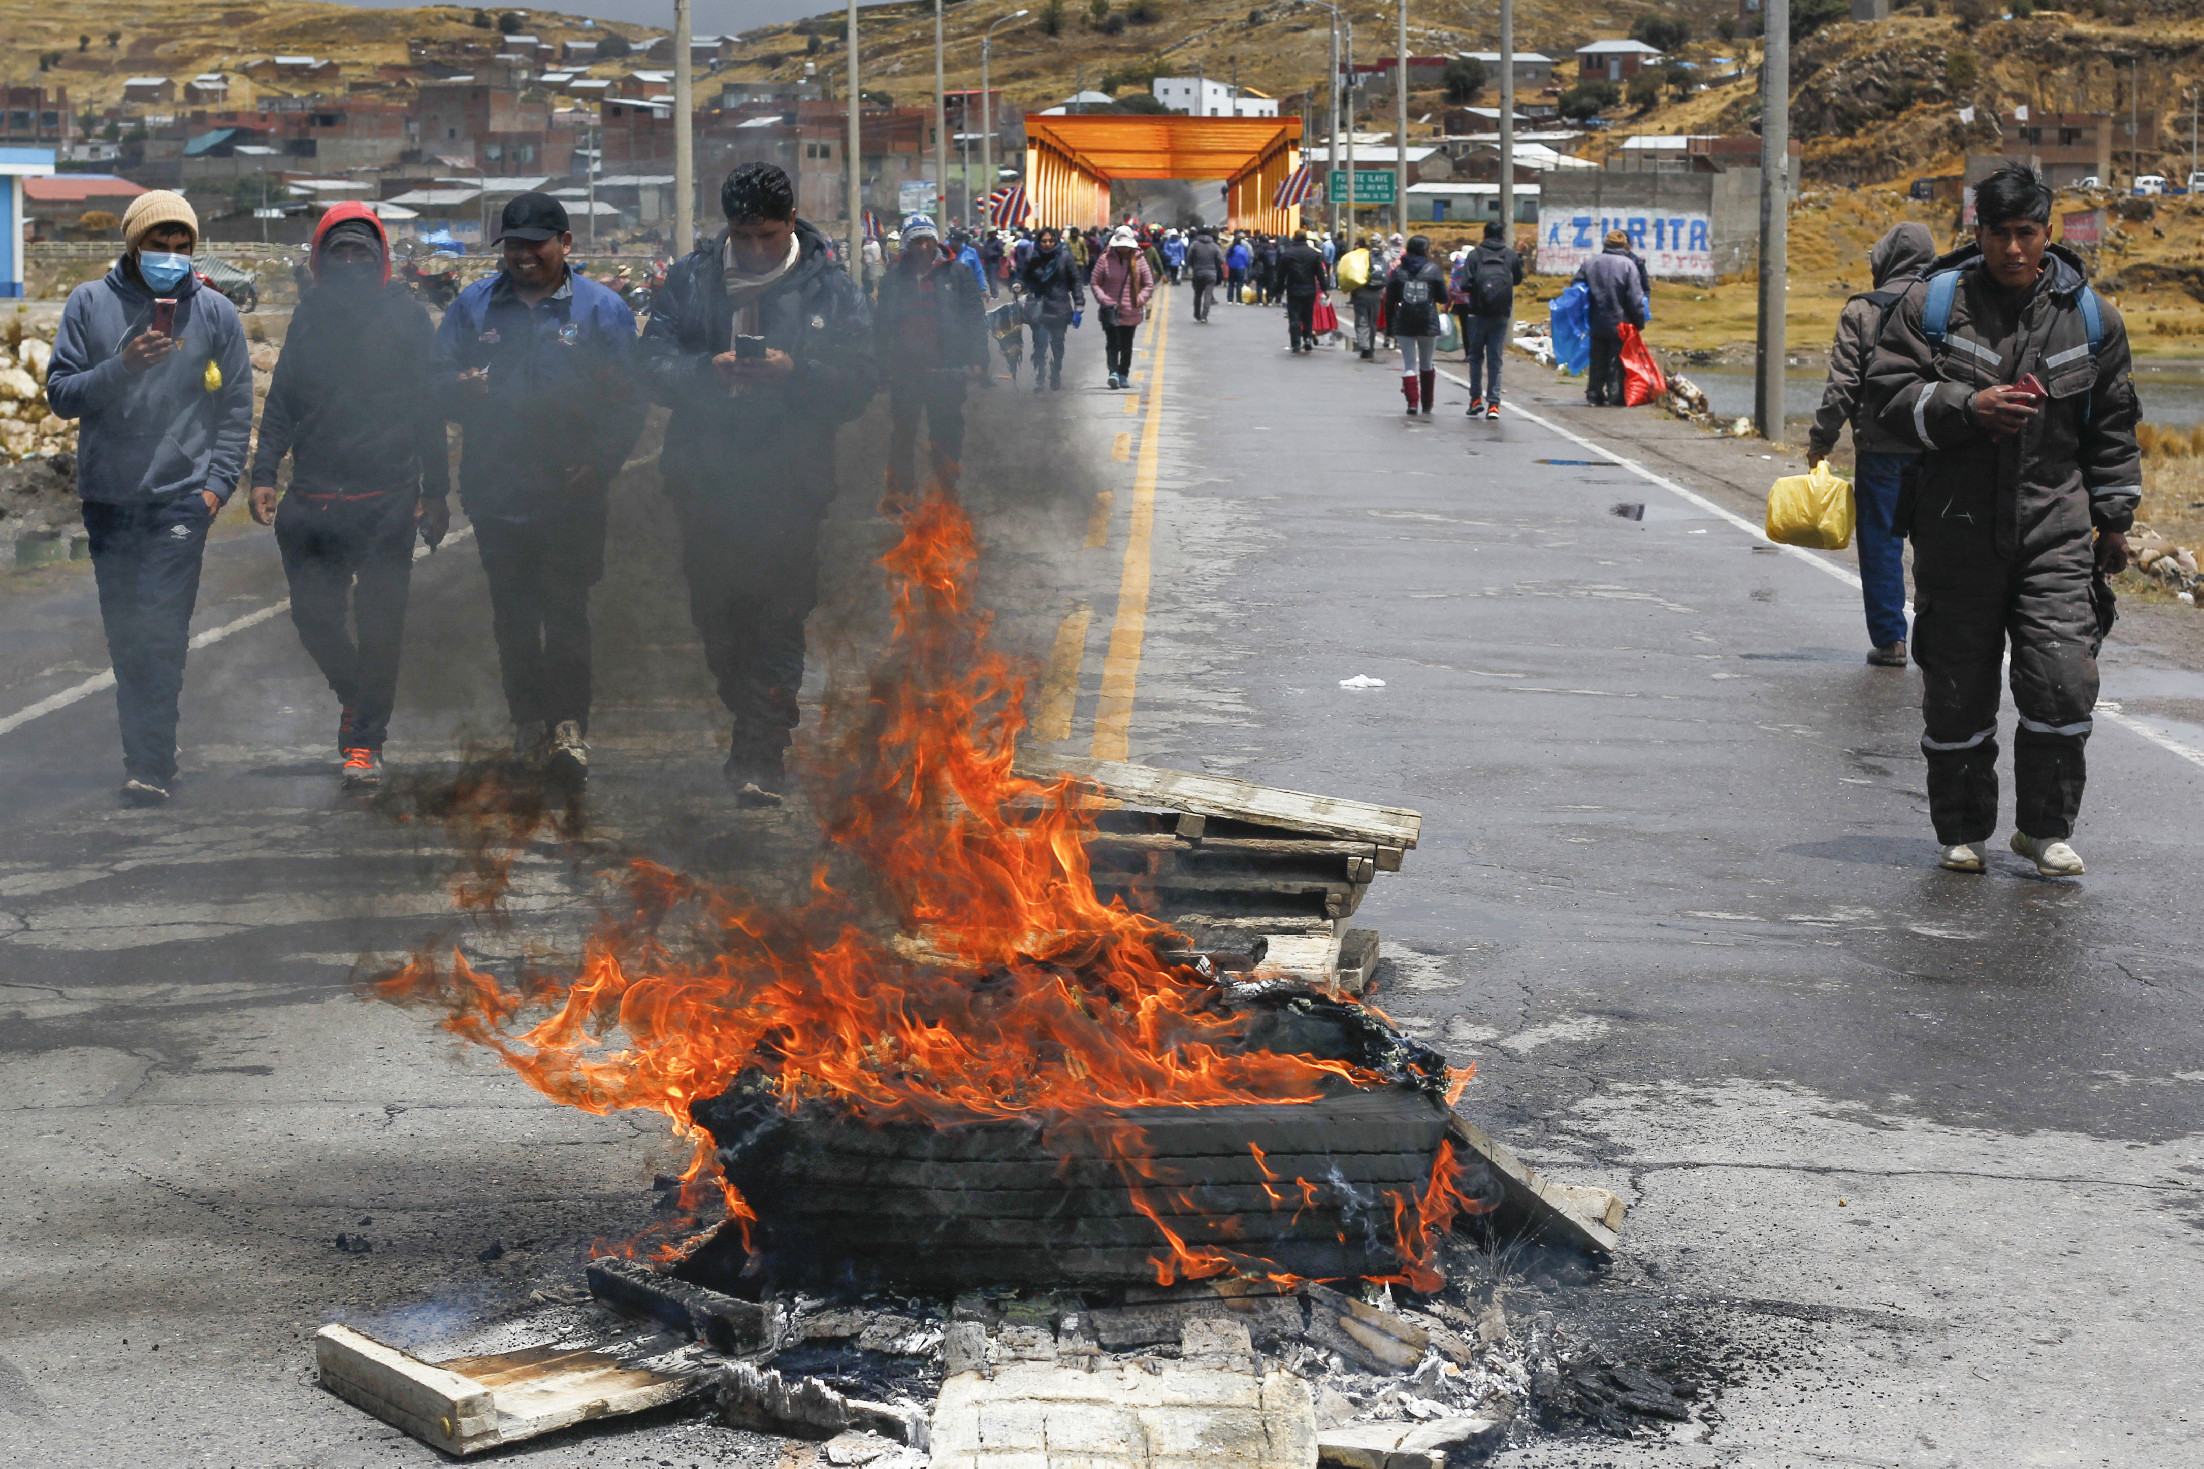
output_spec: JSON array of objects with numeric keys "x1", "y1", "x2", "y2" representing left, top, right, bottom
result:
[
  {"x1": 639, "y1": 163, "x2": 874, "y2": 806},
  {"x1": 432, "y1": 192, "x2": 645, "y2": 786},
  {"x1": 46, "y1": 190, "x2": 254, "y2": 806},
  {"x1": 1867, "y1": 163, "x2": 2142, "y2": 877}
]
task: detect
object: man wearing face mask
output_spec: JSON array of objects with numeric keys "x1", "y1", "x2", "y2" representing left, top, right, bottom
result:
[
  {"x1": 432, "y1": 192, "x2": 645, "y2": 786},
  {"x1": 246, "y1": 204, "x2": 450, "y2": 789},
  {"x1": 45, "y1": 190, "x2": 254, "y2": 806},
  {"x1": 638, "y1": 162, "x2": 874, "y2": 807}
]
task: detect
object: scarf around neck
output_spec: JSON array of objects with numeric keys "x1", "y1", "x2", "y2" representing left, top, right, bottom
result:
[{"x1": 722, "y1": 231, "x2": 802, "y2": 337}]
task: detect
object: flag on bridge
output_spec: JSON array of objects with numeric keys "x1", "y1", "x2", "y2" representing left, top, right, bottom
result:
[
  {"x1": 987, "y1": 186, "x2": 1029, "y2": 229},
  {"x1": 1272, "y1": 165, "x2": 1316, "y2": 211}
]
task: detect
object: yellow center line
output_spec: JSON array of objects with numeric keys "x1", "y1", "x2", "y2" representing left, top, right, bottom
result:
[
  {"x1": 1085, "y1": 490, "x2": 1116, "y2": 547},
  {"x1": 1031, "y1": 602, "x2": 1095, "y2": 742},
  {"x1": 1090, "y1": 293, "x2": 1169, "y2": 761}
]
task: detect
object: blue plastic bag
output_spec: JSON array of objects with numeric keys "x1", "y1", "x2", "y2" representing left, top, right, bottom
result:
[{"x1": 1549, "y1": 281, "x2": 1591, "y2": 376}]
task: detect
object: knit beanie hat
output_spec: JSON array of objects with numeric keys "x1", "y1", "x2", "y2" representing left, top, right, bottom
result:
[
  {"x1": 1604, "y1": 228, "x2": 1630, "y2": 248},
  {"x1": 123, "y1": 190, "x2": 199, "y2": 254}
]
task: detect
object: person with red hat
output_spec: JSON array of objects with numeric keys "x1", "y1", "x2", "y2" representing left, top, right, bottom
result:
[{"x1": 245, "y1": 203, "x2": 450, "y2": 789}]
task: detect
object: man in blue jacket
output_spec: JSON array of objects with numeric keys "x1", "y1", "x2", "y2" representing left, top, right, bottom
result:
[
  {"x1": 432, "y1": 192, "x2": 646, "y2": 785},
  {"x1": 638, "y1": 163, "x2": 875, "y2": 806},
  {"x1": 1570, "y1": 229, "x2": 1648, "y2": 407},
  {"x1": 45, "y1": 191, "x2": 253, "y2": 806}
]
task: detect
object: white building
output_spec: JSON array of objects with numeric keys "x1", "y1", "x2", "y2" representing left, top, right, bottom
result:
[{"x1": 1150, "y1": 77, "x2": 1278, "y2": 118}]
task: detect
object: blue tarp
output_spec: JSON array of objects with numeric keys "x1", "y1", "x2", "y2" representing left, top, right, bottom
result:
[{"x1": 1549, "y1": 281, "x2": 1590, "y2": 377}]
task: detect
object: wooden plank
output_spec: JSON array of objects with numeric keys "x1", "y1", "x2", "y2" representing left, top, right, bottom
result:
[
  {"x1": 1020, "y1": 755, "x2": 1423, "y2": 849},
  {"x1": 443, "y1": 1343, "x2": 702, "y2": 1441},
  {"x1": 315, "y1": 1325, "x2": 500, "y2": 1456},
  {"x1": 1555, "y1": 1183, "x2": 1628, "y2": 1233},
  {"x1": 1336, "y1": 929, "x2": 1381, "y2": 994},
  {"x1": 1445, "y1": 1115, "x2": 1619, "y2": 1257},
  {"x1": 1252, "y1": 930, "x2": 1345, "y2": 980},
  {"x1": 586, "y1": 1256, "x2": 778, "y2": 1354}
]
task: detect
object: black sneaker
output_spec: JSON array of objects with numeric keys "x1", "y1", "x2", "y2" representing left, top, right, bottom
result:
[
  {"x1": 723, "y1": 754, "x2": 785, "y2": 808},
  {"x1": 120, "y1": 777, "x2": 171, "y2": 807}
]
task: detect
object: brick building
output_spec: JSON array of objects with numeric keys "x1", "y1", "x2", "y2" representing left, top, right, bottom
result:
[{"x1": 1, "y1": 86, "x2": 72, "y2": 148}]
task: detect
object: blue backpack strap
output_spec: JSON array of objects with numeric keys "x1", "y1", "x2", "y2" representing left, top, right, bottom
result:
[
  {"x1": 1921, "y1": 269, "x2": 1961, "y2": 348},
  {"x1": 2077, "y1": 284, "x2": 2103, "y2": 356}
]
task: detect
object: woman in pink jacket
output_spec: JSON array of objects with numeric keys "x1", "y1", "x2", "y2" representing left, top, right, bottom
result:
[{"x1": 1088, "y1": 226, "x2": 1157, "y2": 390}]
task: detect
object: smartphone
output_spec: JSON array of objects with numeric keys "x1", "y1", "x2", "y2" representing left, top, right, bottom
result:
[
  {"x1": 150, "y1": 298, "x2": 177, "y2": 337},
  {"x1": 2013, "y1": 372, "x2": 2048, "y2": 403},
  {"x1": 733, "y1": 334, "x2": 768, "y2": 360}
]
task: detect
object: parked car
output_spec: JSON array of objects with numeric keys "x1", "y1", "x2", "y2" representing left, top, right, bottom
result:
[
  {"x1": 195, "y1": 256, "x2": 259, "y2": 314},
  {"x1": 2133, "y1": 174, "x2": 2167, "y2": 195},
  {"x1": 2188, "y1": 171, "x2": 2204, "y2": 193},
  {"x1": 2080, "y1": 175, "x2": 2102, "y2": 189}
]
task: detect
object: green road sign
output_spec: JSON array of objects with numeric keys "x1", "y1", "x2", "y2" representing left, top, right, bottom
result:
[{"x1": 1326, "y1": 169, "x2": 1397, "y2": 205}]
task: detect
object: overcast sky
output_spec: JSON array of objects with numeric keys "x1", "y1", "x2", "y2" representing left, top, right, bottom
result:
[{"x1": 321, "y1": 0, "x2": 901, "y2": 36}]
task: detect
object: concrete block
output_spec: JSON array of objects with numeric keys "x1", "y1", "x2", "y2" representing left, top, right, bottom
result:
[
  {"x1": 1317, "y1": 1416, "x2": 1505, "y2": 1468},
  {"x1": 930, "y1": 1359, "x2": 1317, "y2": 1469}
]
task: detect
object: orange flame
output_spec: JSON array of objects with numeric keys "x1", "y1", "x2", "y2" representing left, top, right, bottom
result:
[{"x1": 373, "y1": 470, "x2": 1469, "y2": 1286}]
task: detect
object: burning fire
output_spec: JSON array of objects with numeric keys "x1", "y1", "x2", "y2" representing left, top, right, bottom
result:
[{"x1": 375, "y1": 471, "x2": 1474, "y2": 1288}]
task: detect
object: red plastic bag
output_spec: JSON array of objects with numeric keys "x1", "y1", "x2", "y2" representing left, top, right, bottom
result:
[
  {"x1": 1311, "y1": 297, "x2": 1339, "y2": 334},
  {"x1": 1619, "y1": 323, "x2": 1667, "y2": 407}
]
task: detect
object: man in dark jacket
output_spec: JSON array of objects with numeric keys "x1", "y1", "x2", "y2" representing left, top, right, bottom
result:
[
  {"x1": 875, "y1": 213, "x2": 989, "y2": 498},
  {"x1": 639, "y1": 162, "x2": 875, "y2": 805},
  {"x1": 1256, "y1": 235, "x2": 1282, "y2": 304},
  {"x1": 45, "y1": 190, "x2": 254, "y2": 805},
  {"x1": 1864, "y1": 163, "x2": 2141, "y2": 877},
  {"x1": 1185, "y1": 229, "x2": 1225, "y2": 323},
  {"x1": 1570, "y1": 230, "x2": 1648, "y2": 407},
  {"x1": 1016, "y1": 226, "x2": 1085, "y2": 390},
  {"x1": 1276, "y1": 231, "x2": 1330, "y2": 353},
  {"x1": 432, "y1": 192, "x2": 645, "y2": 786},
  {"x1": 1806, "y1": 222, "x2": 1937, "y2": 668},
  {"x1": 1382, "y1": 235, "x2": 1450, "y2": 416},
  {"x1": 1454, "y1": 221, "x2": 1524, "y2": 420},
  {"x1": 248, "y1": 204, "x2": 449, "y2": 789}
]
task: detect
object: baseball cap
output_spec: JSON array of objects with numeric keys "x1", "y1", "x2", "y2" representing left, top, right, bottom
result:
[{"x1": 495, "y1": 191, "x2": 571, "y2": 243}]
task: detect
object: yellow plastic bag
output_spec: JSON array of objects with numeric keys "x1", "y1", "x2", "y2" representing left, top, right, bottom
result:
[
  {"x1": 1764, "y1": 461, "x2": 1855, "y2": 550},
  {"x1": 1241, "y1": 283, "x2": 1258, "y2": 304}
]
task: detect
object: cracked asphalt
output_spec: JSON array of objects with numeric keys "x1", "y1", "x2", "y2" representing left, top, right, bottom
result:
[{"x1": 0, "y1": 286, "x2": 2200, "y2": 1466}]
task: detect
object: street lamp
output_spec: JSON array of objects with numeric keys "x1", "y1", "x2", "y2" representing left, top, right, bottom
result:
[
  {"x1": 980, "y1": 10, "x2": 1028, "y2": 228},
  {"x1": 934, "y1": 0, "x2": 949, "y2": 220},
  {"x1": 1301, "y1": 1, "x2": 1350, "y2": 246},
  {"x1": 847, "y1": 0, "x2": 862, "y2": 271}
]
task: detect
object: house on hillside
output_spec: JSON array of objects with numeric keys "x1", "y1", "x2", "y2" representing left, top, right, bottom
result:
[
  {"x1": 122, "y1": 77, "x2": 175, "y2": 107},
  {"x1": 1150, "y1": 78, "x2": 1278, "y2": 118},
  {"x1": 1996, "y1": 111, "x2": 2122, "y2": 189},
  {"x1": 1, "y1": 86, "x2": 72, "y2": 146},
  {"x1": 1455, "y1": 52, "x2": 1556, "y2": 89},
  {"x1": 1575, "y1": 40, "x2": 1664, "y2": 82},
  {"x1": 184, "y1": 74, "x2": 230, "y2": 106},
  {"x1": 22, "y1": 173, "x2": 146, "y2": 240}
]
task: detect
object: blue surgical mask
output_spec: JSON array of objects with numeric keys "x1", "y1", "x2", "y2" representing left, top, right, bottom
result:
[{"x1": 139, "y1": 251, "x2": 193, "y2": 292}]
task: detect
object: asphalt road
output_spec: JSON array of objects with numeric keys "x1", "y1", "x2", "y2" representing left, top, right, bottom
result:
[{"x1": 1, "y1": 284, "x2": 2199, "y2": 1467}]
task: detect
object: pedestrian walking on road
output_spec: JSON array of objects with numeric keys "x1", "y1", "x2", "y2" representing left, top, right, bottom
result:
[
  {"x1": 1336, "y1": 236, "x2": 1381, "y2": 359},
  {"x1": 1017, "y1": 226, "x2": 1084, "y2": 389},
  {"x1": 1806, "y1": 221, "x2": 1936, "y2": 669},
  {"x1": 1865, "y1": 163, "x2": 2142, "y2": 878},
  {"x1": 1162, "y1": 229, "x2": 1187, "y2": 285},
  {"x1": 435, "y1": 191, "x2": 646, "y2": 787},
  {"x1": 1185, "y1": 228, "x2": 1224, "y2": 323},
  {"x1": 874, "y1": 214, "x2": 989, "y2": 499},
  {"x1": 1454, "y1": 220, "x2": 1523, "y2": 421},
  {"x1": 1226, "y1": 234, "x2": 1252, "y2": 301},
  {"x1": 246, "y1": 204, "x2": 449, "y2": 790},
  {"x1": 1571, "y1": 229, "x2": 1648, "y2": 407},
  {"x1": 1383, "y1": 235, "x2": 1448, "y2": 417},
  {"x1": 1277, "y1": 230, "x2": 1330, "y2": 353},
  {"x1": 639, "y1": 163, "x2": 876, "y2": 806},
  {"x1": 45, "y1": 190, "x2": 254, "y2": 806},
  {"x1": 1256, "y1": 235, "x2": 1282, "y2": 305},
  {"x1": 1089, "y1": 226, "x2": 1155, "y2": 391}
]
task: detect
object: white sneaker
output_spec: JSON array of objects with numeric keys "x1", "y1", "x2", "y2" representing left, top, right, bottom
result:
[
  {"x1": 546, "y1": 720, "x2": 588, "y2": 783},
  {"x1": 1938, "y1": 841, "x2": 1987, "y2": 873},
  {"x1": 2010, "y1": 831, "x2": 2084, "y2": 876}
]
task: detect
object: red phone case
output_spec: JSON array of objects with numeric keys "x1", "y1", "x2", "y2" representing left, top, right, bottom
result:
[
  {"x1": 2015, "y1": 372, "x2": 2047, "y2": 402},
  {"x1": 151, "y1": 298, "x2": 177, "y2": 336}
]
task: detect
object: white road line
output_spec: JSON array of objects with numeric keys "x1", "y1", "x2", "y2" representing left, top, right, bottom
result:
[
  {"x1": 1472, "y1": 380, "x2": 2204, "y2": 775},
  {"x1": 0, "y1": 525, "x2": 473, "y2": 741}
]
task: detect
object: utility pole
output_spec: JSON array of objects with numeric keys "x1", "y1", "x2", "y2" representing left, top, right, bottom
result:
[
  {"x1": 981, "y1": 11, "x2": 1029, "y2": 230},
  {"x1": 1755, "y1": 0, "x2": 1788, "y2": 443},
  {"x1": 587, "y1": 110, "x2": 598, "y2": 248},
  {"x1": 847, "y1": 0, "x2": 862, "y2": 271},
  {"x1": 1395, "y1": 0, "x2": 1408, "y2": 237},
  {"x1": 673, "y1": 0, "x2": 694, "y2": 256},
  {"x1": 934, "y1": 0, "x2": 948, "y2": 218},
  {"x1": 1308, "y1": 1, "x2": 1345, "y2": 243},
  {"x1": 1344, "y1": 24, "x2": 1355, "y2": 241},
  {"x1": 1498, "y1": 0, "x2": 1514, "y2": 240}
]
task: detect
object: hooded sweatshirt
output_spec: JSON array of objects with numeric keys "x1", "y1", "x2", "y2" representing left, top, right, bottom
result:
[
  {"x1": 250, "y1": 202, "x2": 450, "y2": 501},
  {"x1": 1807, "y1": 222, "x2": 1937, "y2": 461},
  {"x1": 46, "y1": 249, "x2": 254, "y2": 506}
]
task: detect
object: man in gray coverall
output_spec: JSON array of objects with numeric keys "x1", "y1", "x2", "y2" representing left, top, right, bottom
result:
[{"x1": 1866, "y1": 163, "x2": 2140, "y2": 878}]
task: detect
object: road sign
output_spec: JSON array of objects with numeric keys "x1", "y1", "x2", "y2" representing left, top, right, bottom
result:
[
  {"x1": 252, "y1": 208, "x2": 286, "y2": 218},
  {"x1": 1326, "y1": 169, "x2": 1397, "y2": 205}
]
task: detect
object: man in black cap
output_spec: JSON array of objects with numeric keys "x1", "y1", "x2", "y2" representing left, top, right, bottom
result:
[
  {"x1": 638, "y1": 162, "x2": 874, "y2": 806},
  {"x1": 432, "y1": 191, "x2": 646, "y2": 784},
  {"x1": 247, "y1": 203, "x2": 449, "y2": 789}
]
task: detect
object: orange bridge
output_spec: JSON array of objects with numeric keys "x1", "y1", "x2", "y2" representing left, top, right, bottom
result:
[{"x1": 1023, "y1": 114, "x2": 1305, "y2": 233}]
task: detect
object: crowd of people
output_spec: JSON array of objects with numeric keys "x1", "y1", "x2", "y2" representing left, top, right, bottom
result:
[{"x1": 46, "y1": 159, "x2": 2139, "y2": 877}]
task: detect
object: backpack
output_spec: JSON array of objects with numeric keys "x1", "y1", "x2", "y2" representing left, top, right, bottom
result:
[
  {"x1": 1469, "y1": 251, "x2": 1514, "y2": 317},
  {"x1": 1920, "y1": 266, "x2": 2104, "y2": 419}
]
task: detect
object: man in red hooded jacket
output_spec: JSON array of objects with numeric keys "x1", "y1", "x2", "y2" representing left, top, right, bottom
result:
[{"x1": 247, "y1": 204, "x2": 450, "y2": 788}]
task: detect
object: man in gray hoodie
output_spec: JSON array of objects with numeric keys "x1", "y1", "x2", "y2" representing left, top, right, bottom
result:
[
  {"x1": 1806, "y1": 222, "x2": 1937, "y2": 668},
  {"x1": 46, "y1": 191, "x2": 254, "y2": 806}
]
